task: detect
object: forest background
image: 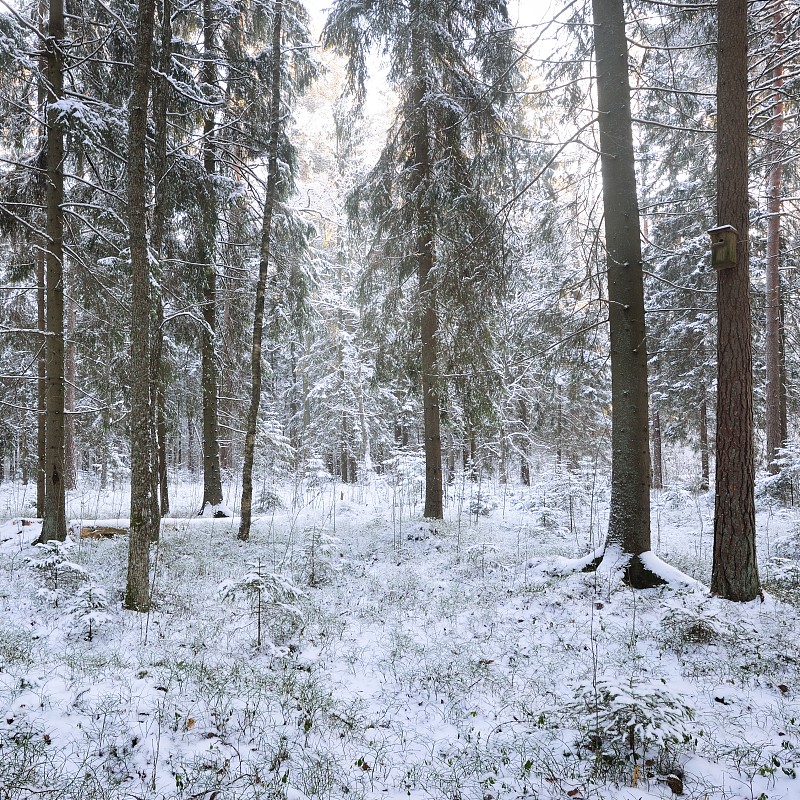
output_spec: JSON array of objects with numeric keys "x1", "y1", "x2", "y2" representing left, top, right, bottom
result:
[
  {"x1": 1, "y1": 0, "x2": 796, "y2": 544},
  {"x1": 1, "y1": 1, "x2": 800, "y2": 798}
]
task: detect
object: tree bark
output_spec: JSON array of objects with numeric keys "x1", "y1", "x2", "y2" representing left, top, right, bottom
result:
[
  {"x1": 519, "y1": 398, "x2": 530, "y2": 486},
  {"x1": 63, "y1": 294, "x2": 76, "y2": 489},
  {"x1": 499, "y1": 425, "x2": 507, "y2": 484},
  {"x1": 152, "y1": 0, "x2": 172, "y2": 517},
  {"x1": 199, "y1": 0, "x2": 225, "y2": 513},
  {"x1": 699, "y1": 391, "x2": 710, "y2": 491},
  {"x1": 711, "y1": 0, "x2": 760, "y2": 601},
  {"x1": 410, "y1": 0, "x2": 443, "y2": 519},
  {"x1": 125, "y1": 0, "x2": 158, "y2": 611},
  {"x1": 652, "y1": 408, "x2": 663, "y2": 490},
  {"x1": 39, "y1": 0, "x2": 67, "y2": 543},
  {"x1": 765, "y1": 0, "x2": 785, "y2": 475},
  {"x1": 592, "y1": 0, "x2": 660, "y2": 587},
  {"x1": 239, "y1": 0, "x2": 283, "y2": 541},
  {"x1": 36, "y1": 250, "x2": 46, "y2": 517},
  {"x1": 35, "y1": 0, "x2": 46, "y2": 518}
]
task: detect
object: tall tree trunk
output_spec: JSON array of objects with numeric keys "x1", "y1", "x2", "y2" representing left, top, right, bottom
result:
[
  {"x1": 519, "y1": 398, "x2": 530, "y2": 486},
  {"x1": 199, "y1": 0, "x2": 225, "y2": 513},
  {"x1": 699, "y1": 391, "x2": 710, "y2": 491},
  {"x1": 36, "y1": 251, "x2": 46, "y2": 517},
  {"x1": 711, "y1": 0, "x2": 760, "y2": 601},
  {"x1": 19, "y1": 413, "x2": 28, "y2": 484},
  {"x1": 39, "y1": 0, "x2": 67, "y2": 543},
  {"x1": 651, "y1": 408, "x2": 663, "y2": 490},
  {"x1": 125, "y1": 0, "x2": 158, "y2": 611},
  {"x1": 289, "y1": 344, "x2": 300, "y2": 455},
  {"x1": 468, "y1": 427, "x2": 477, "y2": 481},
  {"x1": 63, "y1": 295, "x2": 76, "y2": 489},
  {"x1": 302, "y1": 332, "x2": 311, "y2": 452},
  {"x1": 765, "y1": 0, "x2": 785, "y2": 475},
  {"x1": 592, "y1": 0, "x2": 660, "y2": 587},
  {"x1": 779, "y1": 290, "x2": 788, "y2": 448},
  {"x1": 35, "y1": 4, "x2": 47, "y2": 516},
  {"x1": 556, "y1": 395, "x2": 562, "y2": 469},
  {"x1": 152, "y1": 0, "x2": 172, "y2": 517},
  {"x1": 239, "y1": 0, "x2": 283, "y2": 541},
  {"x1": 410, "y1": 0, "x2": 443, "y2": 519},
  {"x1": 499, "y1": 425, "x2": 507, "y2": 485}
]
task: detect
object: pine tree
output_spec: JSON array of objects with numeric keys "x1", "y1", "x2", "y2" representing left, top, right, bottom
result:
[
  {"x1": 761, "y1": 0, "x2": 787, "y2": 475},
  {"x1": 711, "y1": 0, "x2": 760, "y2": 602}
]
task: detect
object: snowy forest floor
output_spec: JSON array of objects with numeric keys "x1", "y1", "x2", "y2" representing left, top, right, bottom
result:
[{"x1": 1, "y1": 465, "x2": 800, "y2": 800}]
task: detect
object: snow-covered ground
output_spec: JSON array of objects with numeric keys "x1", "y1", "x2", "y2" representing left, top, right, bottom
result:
[{"x1": 1, "y1": 465, "x2": 799, "y2": 800}]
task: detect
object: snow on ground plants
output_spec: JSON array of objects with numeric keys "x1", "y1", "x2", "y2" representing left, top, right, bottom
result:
[{"x1": 1, "y1": 463, "x2": 799, "y2": 800}]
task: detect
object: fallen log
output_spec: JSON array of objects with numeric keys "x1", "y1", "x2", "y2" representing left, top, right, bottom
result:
[{"x1": 80, "y1": 526, "x2": 128, "y2": 539}]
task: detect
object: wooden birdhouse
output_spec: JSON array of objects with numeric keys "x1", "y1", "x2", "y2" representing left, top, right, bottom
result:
[{"x1": 707, "y1": 225, "x2": 737, "y2": 269}]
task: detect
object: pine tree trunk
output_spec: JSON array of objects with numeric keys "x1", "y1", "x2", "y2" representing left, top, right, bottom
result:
[
  {"x1": 219, "y1": 182, "x2": 245, "y2": 472},
  {"x1": 19, "y1": 415, "x2": 28, "y2": 484},
  {"x1": 556, "y1": 396, "x2": 562, "y2": 469},
  {"x1": 36, "y1": 250, "x2": 46, "y2": 517},
  {"x1": 765, "y1": 0, "x2": 785, "y2": 475},
  {"x1": 239, "y1": 0, "x2": 283, "y2": 541},
  {"x1": 469, "y1": 428, "x2": 477, "y2": 482},
  {"x1": 35, "y1": 0, "x2": 46, "y2": 518},
  {"x1": 358, "y1": 378, "x2": 371, "y2": 473},
  {"x1": 100, "y1": 346, "x2": 111, "y2": 490},
  {"x1": 199, "y1": 0, "x2": 224, "y2": 513},
  {"x1": 39, "y1": 0, "x2": 67, "y2": 543},
  {"x1": 779, "y1": 291, "x2": 788, "y2": 448},
  {"x1": 148, "y1": 316, "x2": 162, "y2": 532},
  {"x1": 519, "y1": 399, "x2": 530, "y2": 486},
  {"x1": 125, "y1": 0, "x2": 158, "y2": 611},
  {"x1": 592, "y1": 0, "x2": 659, "y2": 587},
  {"x1": 711, "y1": 0, "x2": 760, "y2": 601},
  {"x1": 157, "y1": 358, "x2": 170, "y2": 515},
  {"x1": 499, "y1": 425, "x2": 507, "y2": 485},
  {"x1": 289, "y1": 345, "x2": 300, "y2": 455},
  {"x1": 410, "y1": 0, "x2": 443, "y2": 519},
  {"x1": 152, "y1": 0, "x2": 172, "y2": 517},
  {"x1": 652, "y1": 409, "x2": 663, "y2": 490},
  {"x1": 63, "y1": 296, "x2": 76, "y2": 490},
  {"x1": 699, "y1": 392, "x2": 710, "y2": 491},
  {"x1": 303, "y1": 332, "x2": 311, "y2": 448}
]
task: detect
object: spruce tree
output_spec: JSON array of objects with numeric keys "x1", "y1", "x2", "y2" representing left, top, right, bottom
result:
[
  {"x1": 591, "y1": 0, "x2": 663, "y2": 586},
  {"x1": 324, "y1": 0, "x2": 517, "y2": 519},
  {"x1": 39, "y1": 0, "x2": 67, "y2": 543},
  {"x1": 125, "y1": 0, "x2": 158, "y2": 611}
]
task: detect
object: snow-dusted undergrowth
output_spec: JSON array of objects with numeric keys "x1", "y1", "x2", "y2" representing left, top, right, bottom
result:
[{"x1": 1, "y1": 468, "x2": 799, "y2": 800}]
